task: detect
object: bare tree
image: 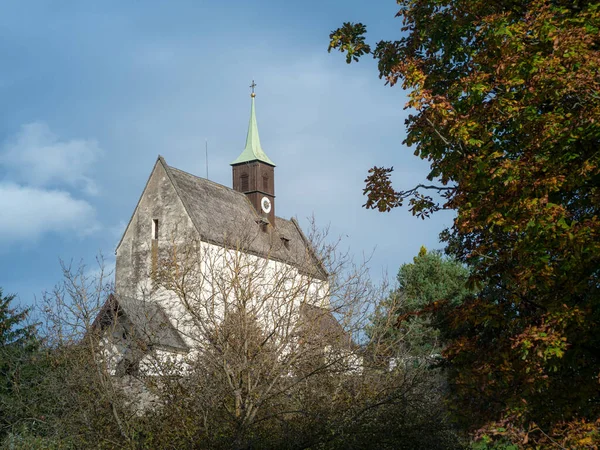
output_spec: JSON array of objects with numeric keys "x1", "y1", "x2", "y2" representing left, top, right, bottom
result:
[
  {"x1": 100, "y1": 222, "x2": 455, "y2": 448},
  {"x1": 134, "y1": 224, "x2": 365, "y2": 443},
  {"x1": 33, "y1": 255, "x2": 143, "y2": 449},
  {"x1": 30, "y1": 225, "x2": 461, "y2": 449}
]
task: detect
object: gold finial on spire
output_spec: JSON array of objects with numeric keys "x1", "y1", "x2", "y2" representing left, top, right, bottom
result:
[{"x1": 250, "y1": 80, "x2": 257, "y2": 98}]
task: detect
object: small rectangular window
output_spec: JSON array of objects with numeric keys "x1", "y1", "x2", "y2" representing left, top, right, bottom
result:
[
  {"x1": 152, "y1": 219, "x2": 159, "y2": 240},
  {"x1": 263, "y1": 175, "x2": 269, "y2": 191},
  {"x1": 241, "y1": 174, "x2": 249, "y2": 191}
]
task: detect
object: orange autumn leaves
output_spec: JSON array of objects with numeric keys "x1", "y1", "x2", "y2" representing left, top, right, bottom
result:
[{"x1": 330, "y1": 0, "x2": 600, "y2": 446}]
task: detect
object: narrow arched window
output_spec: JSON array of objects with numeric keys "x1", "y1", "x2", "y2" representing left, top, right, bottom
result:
[{"x1": 152, "y1": 219, "x2": 159, "y2": 240}]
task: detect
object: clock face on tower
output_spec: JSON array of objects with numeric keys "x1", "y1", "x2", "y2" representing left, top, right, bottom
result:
[{"x1": 261, "y1": 196, "x2": 272, "y2": 214}]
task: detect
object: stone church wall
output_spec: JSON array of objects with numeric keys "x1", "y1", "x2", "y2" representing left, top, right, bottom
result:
[
  {"x1": 115, "y1": 161, "x2": 196, "y2": 300},
  {"x1": 112, "y1": 159, "x2": 333, "y2": 374}
]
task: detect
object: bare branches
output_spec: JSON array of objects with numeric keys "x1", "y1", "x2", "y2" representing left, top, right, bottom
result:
[
  {"x1": 28, "y1": 222, "x2": 458, "y2": 448},
  {"x1": 39, "y1": 254, "x2": 113, "y2": 346}
]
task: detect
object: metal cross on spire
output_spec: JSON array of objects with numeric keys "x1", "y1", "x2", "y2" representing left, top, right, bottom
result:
[{"x1": 250, "y1": 80, "x2": 257, "y2": 97}]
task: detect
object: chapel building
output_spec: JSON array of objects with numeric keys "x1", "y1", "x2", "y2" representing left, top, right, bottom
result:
[{"x1": 93, "y1": 88, "x2": 346, "y2": 376}]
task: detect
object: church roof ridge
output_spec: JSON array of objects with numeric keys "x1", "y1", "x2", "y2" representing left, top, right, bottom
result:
[
  {"x1": 115, "y1": 155, "x2": 327, "y2": 280},
  {"x1": 231, "y1": 94, "x2": 275, "y2": 167},
  {"x1": 167, "y1": 163, "x2": 296, "y2": 221},
  {"x1": 168, "y1": 166, "x2": 244, "y2": 196}
]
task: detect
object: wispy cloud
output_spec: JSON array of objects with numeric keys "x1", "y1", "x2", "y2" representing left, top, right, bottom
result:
[
  {"x1": 0, "y1": 122, "x2": 102, "y2": 195},
  {"x1": 0, "y1": 123, "x2": 101, "y2": 246},
  {"x1": 0, "y1": 183, "x2": 97, "y2": 244}
]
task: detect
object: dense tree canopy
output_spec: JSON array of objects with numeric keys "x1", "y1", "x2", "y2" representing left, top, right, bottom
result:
[
  {"x1": 330, "y1": 0, "x2": 600, "y2": 446},
  {"x1": 370, "y1": 247, "x2": 471, "y2": 358}
]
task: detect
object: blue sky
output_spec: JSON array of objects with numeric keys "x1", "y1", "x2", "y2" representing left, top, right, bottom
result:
[{"x1": 0, "y1": 1, "x2": 454, "y2": 307}]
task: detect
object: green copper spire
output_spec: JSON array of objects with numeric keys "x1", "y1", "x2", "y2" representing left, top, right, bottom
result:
[{"x1": 231, "y1": 85, "x2": 275, "y2": 167}]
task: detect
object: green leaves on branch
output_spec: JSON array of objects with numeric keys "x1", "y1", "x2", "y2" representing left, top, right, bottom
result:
[
  {"x1": 330, "y1": 0, "x2": 600, "y2": 446},
  {"x1": 328, "y1": 22, "x2": 371, "y2": 63},
  {"x1": 363, "y1": 166, "x2": 454, "y2": 218}
]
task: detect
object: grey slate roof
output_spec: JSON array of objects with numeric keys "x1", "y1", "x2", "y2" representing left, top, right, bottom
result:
[
  {"x1": 162, "y1": 157, "x2": 328, "y2": 280},
  {"x1": 101, "y1": 156, "x2": 332, "y2": 361},
  {"x1": 94, "y1": 294, "x2": 189, "y2": 352},
  {"x1": 299, "y1": 303, "x2": 355, "y2": 350}
]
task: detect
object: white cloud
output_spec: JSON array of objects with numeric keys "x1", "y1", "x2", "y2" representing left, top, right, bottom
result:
[
  {"x1": 0, "y1": 122, "x2": 102, "y2": 195},
  {"x1": 0, "y1": 183, "x2": 97, "y2": 244},
  {"x1": 0, "y1": 123, "x2": 102, "y2": 246}
]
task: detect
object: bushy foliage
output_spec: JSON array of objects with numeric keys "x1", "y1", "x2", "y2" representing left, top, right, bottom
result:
[
  {"x1": 0, "y1": 250, "x2": 466, "y2": 450},
  {"x1": 370, "y1": 247, "x2": 472, "y2": 358},
  {"x1": 329, "y1": 0, "x2": 600, "y2": 446}
]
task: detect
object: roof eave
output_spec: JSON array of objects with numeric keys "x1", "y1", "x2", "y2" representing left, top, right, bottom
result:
[{"x1": 230, "y1": 157, "x2": 276, "y2": 167}]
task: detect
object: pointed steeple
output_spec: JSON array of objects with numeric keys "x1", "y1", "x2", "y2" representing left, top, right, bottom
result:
[{"x1": 231, "y1": 87, "x2": 275, "y2": 167}]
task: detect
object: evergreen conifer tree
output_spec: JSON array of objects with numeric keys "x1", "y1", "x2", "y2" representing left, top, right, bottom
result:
[{"x1": 0, "y1": 288, "x2": 39, "y2": 438}]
